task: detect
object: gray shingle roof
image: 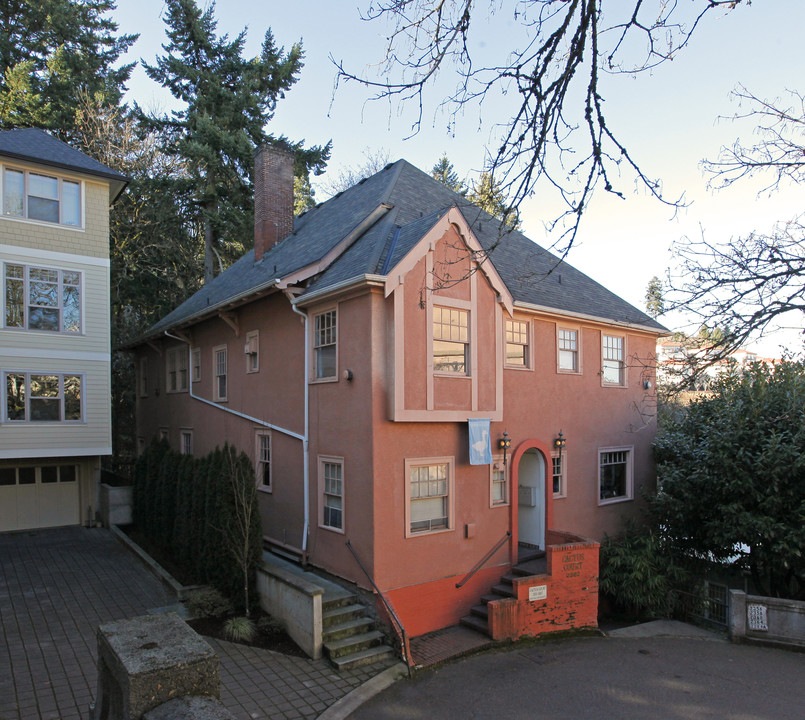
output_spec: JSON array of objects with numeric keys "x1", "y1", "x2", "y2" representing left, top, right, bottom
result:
[
  {"x1": 0, "y1": 128, "x2": 129, "y2": 201},
  {"x1": 141, "y1": 158, "x2": 666, "y2": 340}
]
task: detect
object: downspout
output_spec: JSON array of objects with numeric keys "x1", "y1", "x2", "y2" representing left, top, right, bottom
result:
[
  {"x1": 288, "y1": 301, "x2": 311, "y2": 560},
  {"x1": 164, "y1": 330, "x2": 304, "y2": 443}
]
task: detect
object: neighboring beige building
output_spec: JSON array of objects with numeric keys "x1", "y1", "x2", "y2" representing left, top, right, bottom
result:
[{"x1": 0, "y1": 129, "x2": 127, "y2": 532}]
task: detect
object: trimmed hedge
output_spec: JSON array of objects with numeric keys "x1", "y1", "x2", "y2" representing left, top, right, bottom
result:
[{"x1": 133, "y1": 439, "x2": 262, "y2": 611}]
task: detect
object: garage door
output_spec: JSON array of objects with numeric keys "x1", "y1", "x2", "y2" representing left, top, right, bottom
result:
[{"x1": 0, "y1": 464, "x2": 80, "y2": 532}]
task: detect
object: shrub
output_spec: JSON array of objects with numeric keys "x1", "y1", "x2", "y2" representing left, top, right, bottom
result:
[
  {"x1": 185, "y1": 587, "x2": 234, "y2": 619},
  {"x1": 224, "y1": 616, "x2": 257, "y2": 643}
]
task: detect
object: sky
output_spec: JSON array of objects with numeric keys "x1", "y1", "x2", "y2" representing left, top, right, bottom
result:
[{"x1": 112, "y1": 0, "x2": 805, "y2": 355}]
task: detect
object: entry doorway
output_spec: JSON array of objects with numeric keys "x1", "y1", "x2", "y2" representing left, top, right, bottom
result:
[{"x1": 517, "y1": 448, "x2": 545, "y2": 555}]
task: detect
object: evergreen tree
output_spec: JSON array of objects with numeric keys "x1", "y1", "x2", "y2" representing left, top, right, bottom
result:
[
  {"x1": 143, "y1": 0, "x2": 330, "y2": 283},
  {"x1": 0, "y1": 0, "x2": 136, "y2": 138},
  {"x1": 645, "y1": 276, "x2": 665, "y2": 318},
  {"x1": 431, "y1": 153, "x2": 466, "y2": 195},
  {"x1": 468, "y1": 172, "x2": 521, "y2": 230}
]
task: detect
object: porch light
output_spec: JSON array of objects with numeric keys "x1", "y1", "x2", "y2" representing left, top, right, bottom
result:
[
  {"x1": 554, "y1": 431, "x2": 566, "y2": 460},
  {"x1": 498, "y1": 431, "x2": 511, "y2": 466}
]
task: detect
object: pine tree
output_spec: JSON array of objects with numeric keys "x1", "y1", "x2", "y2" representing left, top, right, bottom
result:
[
  {"x1": 431, "y1": 153, "x2": 466, "y2": 195},
  {"x1": 468, "y1": 172, "x2": 521, "y2": 230},
  {"x1": 143, "y1": 0, "x2": 330, "y2": 282},
  {"x1": 645, "y1": 276, "x2": 665, "y2": 318},
  {"x1": 0, "y1": 0, "x2": 136, "y2": 138}
]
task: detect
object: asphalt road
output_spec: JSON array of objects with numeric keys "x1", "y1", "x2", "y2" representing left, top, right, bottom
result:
[{"x1": 347, "y1": 635, "x2": 805, "y2": 720}]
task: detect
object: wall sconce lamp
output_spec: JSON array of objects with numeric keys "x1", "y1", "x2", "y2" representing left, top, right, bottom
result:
[
  {"x1": 554, "y1": 430, "x2": 566, "y2": 461},
  {"x1": 498, "y1": 430, "x2": 511, "y2": 466}
]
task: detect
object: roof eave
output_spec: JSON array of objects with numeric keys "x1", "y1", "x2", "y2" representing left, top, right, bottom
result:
[
  {"x1": 294, "y1": 274, "x2": 387, "y2": 307},
  {"x1": 513, "y1": 300, "x2": 669, "y2": 335}
]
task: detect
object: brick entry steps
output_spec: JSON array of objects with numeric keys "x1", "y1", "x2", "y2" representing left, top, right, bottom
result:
[
  {"x1": 460, "y1": 554, "x2": 548, "y2": 636},
  {"x1": 322, "y1": 594, "x2": 395, "y2": 671}
]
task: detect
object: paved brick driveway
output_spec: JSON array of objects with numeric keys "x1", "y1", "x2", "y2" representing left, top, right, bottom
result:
[{"x1": 0, "y1": 527, "x2": 394, "y2": 720}]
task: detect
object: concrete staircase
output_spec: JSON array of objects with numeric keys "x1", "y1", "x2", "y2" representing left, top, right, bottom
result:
[
  {"x1": 322, "y1": 593, "x2": 395, "y2": 670},
  {"x1": 460, "y1": 553, "x2": 548, "y2": 636}
]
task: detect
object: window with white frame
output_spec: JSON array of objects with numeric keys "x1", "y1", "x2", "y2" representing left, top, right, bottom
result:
[
  {"x1": 245, "y1": 330, "x2": 259, "y2": 373},
  {"x1": 433, "y1": 306, "x2": 469, "y2": 374},
  {"x1": 2, "y1": 166, "x2": 82, "y2": 226},
  {"x1": 558, "y1": 327, "x2": 579, "y2": 372},
  {"x1": 599, "y1": 447, "x2": 633, "y2": 503},
  {"x1": 505, "y1": 319, "x2": 529, "y2": 368},
  {"x1": 313, "y1": 310, "x2": 337, "y2": 379},
  {"x1": 4, "y1": 372, "x2": 82, "y2": 422},
  {"x1": 158, "y1": 428, "x2": 169, "y2": 441},
  {"x1": 255, "y1": 432, "x2": 271, "y2": 491},
  {"x1": 552, "y1": 452, "x2": 566, "y2": 498},
  {"x1": 166, "y1": 347, "x2": 188, "y2": 393},
  {"x1": 406, "y1": 457, "x2": 454, "y2": 535},
  {"x1": 602, "y1": 334, "x2": 625, "y2": 385},
  {"x1": 191, "y1": 348, "x2": 201, "y2": 382},
  {"x1": 213, "y1": 346, "x2": 227, "y2": 401},
  {"x1": 490, "y1": 457, "x2": 508, "y2": 506},
  {"x1": 320, "y1": 457, "x2": 344, "y2": 531},
  {"x1": 4, "y1": 263, "x2": 82, "y2": 333},
  {"x1": 180, "y1": 430, "x2": 193, "y2": 455},
  {"x1": 139, "y1": 357, "x2": 148, "y2": 397}
]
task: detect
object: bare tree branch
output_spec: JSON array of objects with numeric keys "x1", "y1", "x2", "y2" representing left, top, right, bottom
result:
[{"x1": 332, "y1": 0, "x2": 743, "y2": 252}]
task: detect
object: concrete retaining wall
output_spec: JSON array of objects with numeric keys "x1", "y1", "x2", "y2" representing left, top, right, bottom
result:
[
  {"x1": 257, "y1": 560, "x2": 323, "y2": 659},
  {"x1": 729, "y1": 590, "x2": 805, "y2": 650}
]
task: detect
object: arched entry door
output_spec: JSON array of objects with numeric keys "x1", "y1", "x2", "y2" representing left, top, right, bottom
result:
[{"x1": 517, "y1": 448, "x2": 545, "y2": 553}]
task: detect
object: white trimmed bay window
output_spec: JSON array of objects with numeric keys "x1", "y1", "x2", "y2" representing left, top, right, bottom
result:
[
  {"x1": 4, "y1": 263, "x2": 81, "y2": 333},
  {"x1": 433, "y1": 306, "x2": 469, "y2": 374}
]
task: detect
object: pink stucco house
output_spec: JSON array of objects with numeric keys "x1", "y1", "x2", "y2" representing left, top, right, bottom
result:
[{"x1": 130, "y1": 147, "x2": 665, "y2": 643}]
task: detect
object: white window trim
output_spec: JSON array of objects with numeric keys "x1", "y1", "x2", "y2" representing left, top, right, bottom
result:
[
  {"x1": 551, "y1": 450, "x2": 567, "y2": 499},
  {"x1": 601, "y1": 333, "x2": 628, "y2": 387},
  {"x1": 213, "y1": 344, "x2": 228, "y2": 402},
  {"x1": 3, "y1": 371, "x2": 85, "y2": 424},
  {"x1": 556, "y1": 324, "x2": 582, "y2": 374},
  {"x1": 489, "y1": 455, "x2": 509, "y2": 507},
  {"x1": 166, "y1": 347, "x2": 188, "y2": 393},
  {"x1": 1, "y1": 163, "x2": 85, "y2": 229},
  {"x1": 245, "y1": 330, "x2": 260, "y2": 374},
  {"x1": 404, "y1": 456, "x2": 455, "y2": 538},
  {"x1": 158, "y1": 427, "x2": 169, "y2": 442},
  {"x1": 311, "y1": 307, "x2": 338, "y2": 382},
  {"x1": 180, "y1": 429, "x2": 194, "y2": 455},
  {"x1": 2, "y1": 262, "x2": 84, "y2": 334},
  {"x1": 255, "y1": 430, "x2": 272, "y2": 493},
  {"x1": 191, "y1": 348, "x2": 201, "y2": 383},
  {"x1": 504, "y1": 317, "x2": 532, "y2": 371},
  {"x1": 318, "y1": 455, "x2": 345, "y2": 533},
  {"x1": 598, "y1": 445, "x2": 634, "y2": 505}
]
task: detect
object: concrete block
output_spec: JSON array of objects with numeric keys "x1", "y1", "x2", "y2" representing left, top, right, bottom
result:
[
  {"x1": 143, "y1": 695, "x2": 235, "y2": 720},
  {"x1": 92, "y1": 612, "x2": 219, "y2": 720}
]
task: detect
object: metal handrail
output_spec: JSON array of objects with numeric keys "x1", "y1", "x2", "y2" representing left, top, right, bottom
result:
[
  {"x1": 455, "y1": 531, "x2": 512, "y2": 589},
  {"x1": 345, "y1": 540, "x2": 411, "y2": 669}
]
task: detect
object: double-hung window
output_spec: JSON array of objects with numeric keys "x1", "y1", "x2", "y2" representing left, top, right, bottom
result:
[
  {"x1": 138, "y1": 357, "x2": 148, "y2": 397},
  {"x1": 180, "y1": 430, "x2": 193, "y2": 455},
  {"x1": 256, "y1": 432, "x2": 271, "y2": 491},
  {"x1": 213, "y1": 346, "x2": 227, "y2": 401},
  {"x1": 406, "y1": 457, "x2": 454, "y2": 535},
  {"x1": 4, "y1": 372, "x2": 83, "y2": 422},
  {"x1": 433, "y1": 306, "x2": 469, "y2": 374},
  {"x1": 314, "y1": 310, "x2": 337, "y2": 379},
  {"x1": 4, "y1": 263, "x2": 81, "y2": 333},
  {"x1": 166, "y1": 347, "x2": 188, "y2": 392},
  {"x1": 490, "y1": 458, "x2": 508, "y2": 506},
  {"x1": 558, "y1": 328, "x2": 579, "y2": 372},
  {"x1": 552, "y1": 453, "x2": 566, "y2": 498},
  {"x1": 3, "y1": 167, "x2": 82, "y2": 226},
  {"x1": 505, "y1": 319, "x2": 529, "y2": 368},
  {"x1": 191, "y1": 348, "x2": 201, "y2": 383},
  {"x1": 599, "y1": 447, "x2": 633, "y2": 503},
  {"x1": 320, "y1": 457, "x2": 344, "y2": 531},
  {"x1": 602, "y1": 334, "x2": 625, "y2": 385}
]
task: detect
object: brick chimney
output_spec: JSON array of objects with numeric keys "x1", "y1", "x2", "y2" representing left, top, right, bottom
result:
[{"x1": 254, "y1": 144, "x2": 295, "y2": 262}]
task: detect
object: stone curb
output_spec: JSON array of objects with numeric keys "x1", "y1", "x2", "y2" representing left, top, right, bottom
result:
[{"x1": 317, "y1": 662, "x2": 409, "y2": 720}]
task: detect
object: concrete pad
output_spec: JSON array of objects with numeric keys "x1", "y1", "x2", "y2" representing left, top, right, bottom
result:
[{"x1": 606, "y1": 619, "x2": 723, "y2": 639}]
